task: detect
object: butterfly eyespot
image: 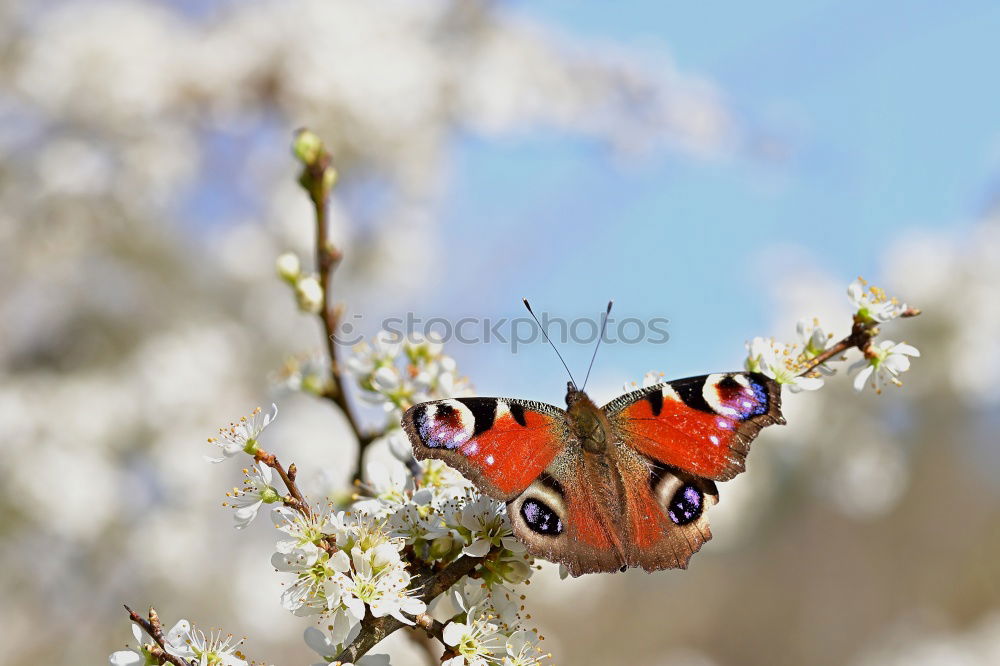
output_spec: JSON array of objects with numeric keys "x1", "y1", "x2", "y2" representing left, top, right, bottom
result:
[
  {"x1": 667, "y1": 484, "x2": 703, "y2": 526},
  {"x1": 520, "y1": 498, "x2": 563, "y2": 536}
]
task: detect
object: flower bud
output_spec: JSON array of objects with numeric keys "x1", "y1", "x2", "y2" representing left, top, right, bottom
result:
[
  {"x1": 295, "y1": 275, "x2": 324, "y2": 314},
  {"x1": 260, "y1": 485, "x2": 281, "y2": 504},
  {"x1": 428, "y1": 535, "x2": 455, "y2": 560},
  {"x1": 500, "y1": 558, "x2": 532, "y2": 584},
  {"x1": 322, "y1": 166, "x2": 338, "y2": 191},
  {"x1": 276, "y1": 252, "x2": 301, "y2": 283},
  {"x1": 292, "y1": 129, "x2": 323, "y2": 165},
  {"x1": 300, "y1": 372, "x2": 324, "y2": 395}
]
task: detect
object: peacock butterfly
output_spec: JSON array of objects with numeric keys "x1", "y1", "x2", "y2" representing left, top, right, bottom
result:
[{"x1": 400, "y1": 302, "x2": 785, "y2": 576}]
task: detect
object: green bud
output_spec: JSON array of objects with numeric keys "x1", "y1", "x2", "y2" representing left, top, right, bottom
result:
[
  {"x1": 260, "y1": 486, "x2": 282, "y2": 504},
  {"x1": 292, "y1": 129, "x2": 323, "y2": 165},
  {"x1": 499, "y1": 558, "x2": 532, "y2": 584},
  {"x1": 242, "y1": 438, "x2": 260, "y2": 456},
  {"x1": 428, "y1": 535, "x2": 455, "y2": 560}
]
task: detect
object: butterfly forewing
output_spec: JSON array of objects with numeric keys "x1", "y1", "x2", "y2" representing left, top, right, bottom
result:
[
  {"x1": 605, "y1": 372, "x2": 784, "y2": 481},
  {"x1": 402, "y1": 397, "x2": 567, "y2": 501}
]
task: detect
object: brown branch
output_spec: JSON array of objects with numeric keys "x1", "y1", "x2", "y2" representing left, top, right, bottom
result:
[
  {"x1": 797, "y1": 307, "x2": 922, "y2": 378},
  {"x1": 334, "y1": 554, "x2": 485, "y2": 663},
  {"x1": 253, "y1": 449, "x2": 311, "y2": 517},
  {"x1": 123, "y1": 605, "x2": 191, "y2": 666},
  {"x1": 414, "y1": 613, "x2": 447, "y2": 644},
  {"x1": 294, "y1": 129, "x2": 377, "y2": 484},
  {"x1": 407, "y1": 614, "x2": 447, "y2": 666}
]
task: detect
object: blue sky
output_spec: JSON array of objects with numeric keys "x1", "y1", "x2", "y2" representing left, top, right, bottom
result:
[{"x1": 416, "y1": 0, "x2": 1000, "y2": 403}]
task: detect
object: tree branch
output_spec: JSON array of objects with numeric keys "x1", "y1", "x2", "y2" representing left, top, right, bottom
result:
[
  {"x1": 123, "y1": 605, "x2": 191, "y2": 666},
  {"x1": 796, "y1": 307, "x2": 921, "y2": 378},
  {"x1": 407, "y1": 614, "x2": 447, "y2": 666},
  {"x1": 295, "y1": 129, "x2": 378, "y2": 484}
]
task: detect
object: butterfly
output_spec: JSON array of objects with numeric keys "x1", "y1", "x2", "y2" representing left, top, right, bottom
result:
[{"x1": 400, "y1": 303, "x2": 785, "y2": 576}]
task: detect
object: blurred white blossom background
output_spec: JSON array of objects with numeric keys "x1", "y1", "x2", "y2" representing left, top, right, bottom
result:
[{"x1": 2, "y1": 1, "x2": 999, "y2": 664}]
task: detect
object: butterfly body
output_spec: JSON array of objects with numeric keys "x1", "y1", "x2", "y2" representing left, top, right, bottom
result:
[
  {"x1": 402, "y1": 372, "x2": 784, "y2": 576},
  {"x1": 564, "y1": 383, "x2": 611, "y2": 454}
]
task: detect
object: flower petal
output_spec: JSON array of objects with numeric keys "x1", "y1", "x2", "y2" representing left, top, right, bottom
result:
[
  {"x1": 794, "y1": 376, "x2": 825, "y2": 391},
  {"x1": 443, "y1": 622, "x2": 468, "y2": 646},
  {"x1": 109, "y1": 651, "x2": 142, "y2": 666},
  {"x1": 303, "y1": 627, "x2": 334, "y2": 656},
  {"x1": 462, "y1": 538, "x2": 492, "y2": 558},
  {"x1": 853, "y1": 365, "x2": 875, "y2": 392}
]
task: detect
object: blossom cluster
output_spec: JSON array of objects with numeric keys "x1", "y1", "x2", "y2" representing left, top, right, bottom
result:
[
  {"x1": 114, "y1": 333, "x2": 546, "y2": 665},
  {"x1": 347, "y1": 331, "x2": 474, "y2": 461},
  {"x1": 744, "y1": 278, "x2": 920, "y2": 394},
  {"x1": 288, "y1": 455, "x2": 545, "y2": 664}
]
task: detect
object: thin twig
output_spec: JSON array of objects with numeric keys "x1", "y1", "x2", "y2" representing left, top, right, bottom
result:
[
  {"x1": 796, "y1": 308, "x2": 922, "y2": 378},
  {"x1": 414, "y1": 613, "x2": 447, "y2": 644},
  {"x1": 296, "y1": 131, "x2": 378, "y2": 483},
  {"x1": 335, "y1": 554, "x2": 485, "y2": 663},
  {"x1": 123, "y1": 605, "x2": 191, "y2": 666},
  {"x1": 407, "y1": 614, "x2": 447, "y2": 666},
  {"x1": 253, "y1": 449, "x2": 311, "y2": 516}
]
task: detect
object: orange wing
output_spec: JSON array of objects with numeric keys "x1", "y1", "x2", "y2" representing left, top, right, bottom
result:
[
  {"x1": 605, "y1": 372, "x2": 784, "y2": 481},
  {"x1": 402, "y1": 397, "x2": 567, "y2": 500}
]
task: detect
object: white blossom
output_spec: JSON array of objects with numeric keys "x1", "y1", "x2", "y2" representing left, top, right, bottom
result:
[
  {"x1": 622, "y1": 371, "x2": 666, "y2": 392},
  {"x1": 272, "y1": 505, "x2": 336, "y2": 559},
  {"x1": 343, "y1": 548, "x2": 426, "y2": 624},
  {"x1": 442, "y1": 605, "x2": 506, "y2": 666},
  {"x1": 272, "y1": 547, "x2": 351, "y2": 615},
  {"x1": 163, "y1": 619, "x2": 248, "y2": 666},
  {"x1": 450, "y1": 577, "x2": 523, "y2": 632},
  {"x1": 744, "y1": 337, "x2": 824, "y2": 393},
  {"x1": 224, "y1": 465, "x2": 280, "y2": 529},
  {"x1": 796, "y1": 318, "x2": 835, "y2": 375},
  {"x1": 502, "y1": 630, "x2": 546, "y2": 666},
  {"x1": 346, "y1": 331, "x2": 403, "y2": 378},
  {"x1": 850, "y1": 340, "x2": 921, "y2": 393},
  {"x1": 847, "y1": 278, "x2": 907, "y2": 322},
  {"x1": 206, "y1": 404, "x2": 277, "y2": 462},
  {"x1": 303, "y1": 618, "x2": 362, "y2": 664},
  {"x1": 348, "y1": 331, "x2": 471, "y2": 425},
  {"x1": 452, "y1": 493, "x2": 523, "y2": 558}
]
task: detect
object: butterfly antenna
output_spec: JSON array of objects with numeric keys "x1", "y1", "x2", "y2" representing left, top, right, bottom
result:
[
  {"x1": 523, "y1": 298, "x2": 577, "y2": 388},
  {"x1": 581, "y1": 300, "x2": 613, "y2": 392}
]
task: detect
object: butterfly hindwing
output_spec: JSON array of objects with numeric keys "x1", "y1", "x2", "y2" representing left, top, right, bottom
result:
[
  {"x1": 605, "y1": 371, "x2": 784, "y2": 481},
  {"x1": 619, "y1": 456, "x2": 719, "y2": 572},
  {"x1": 402, "y1": 397, "x2": 567, "y2": 501},
  {"x1": 506, "y1": 445, "x2": 720, "y2": 576},
  {"x1": 507, "y1": 449, "x2": 624, "y2": 576}
]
